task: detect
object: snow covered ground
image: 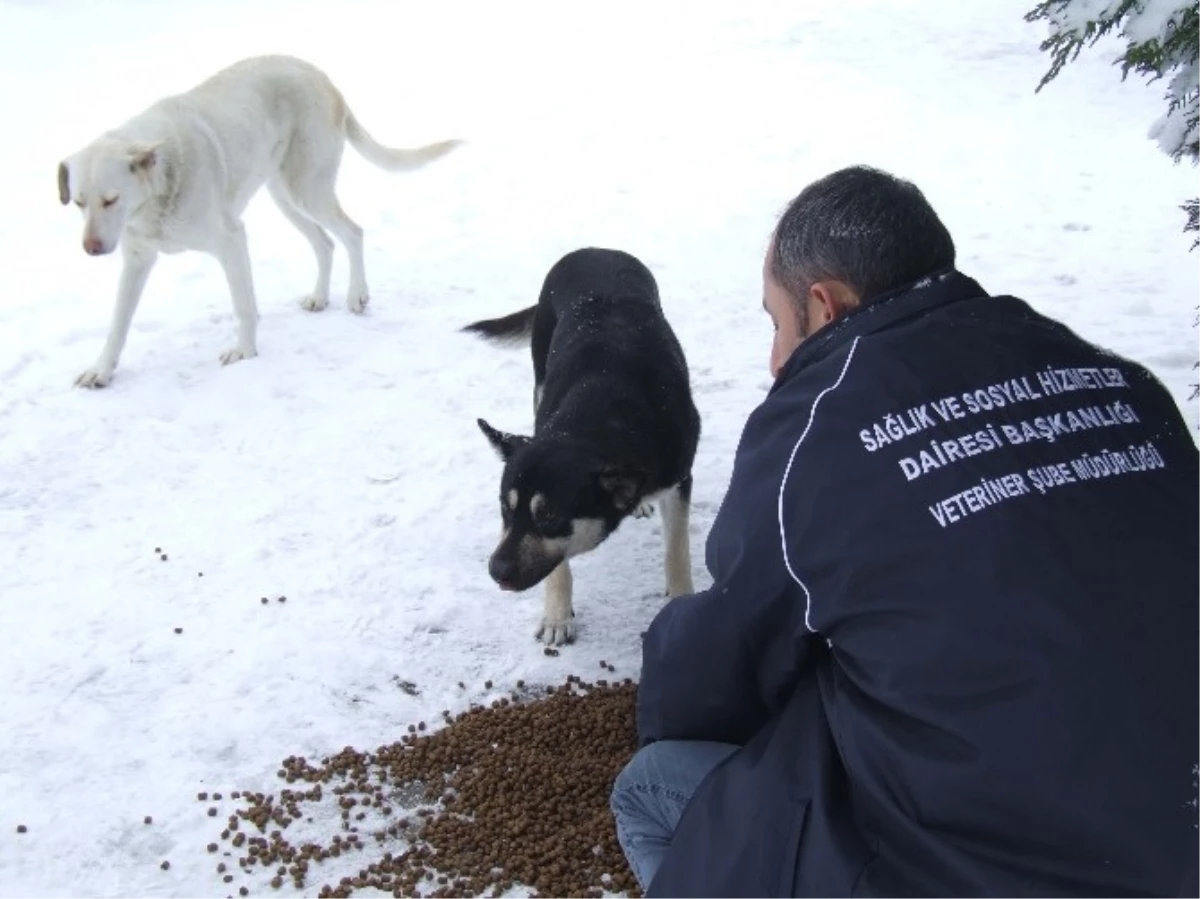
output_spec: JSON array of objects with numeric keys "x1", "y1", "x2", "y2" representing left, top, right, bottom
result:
[{"x1": 0, "y1": 0, "x2": 1195, "y2": 896}]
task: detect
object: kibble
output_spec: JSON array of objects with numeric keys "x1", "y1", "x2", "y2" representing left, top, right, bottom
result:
[
  {"x1": 278, "y1": 596, "x2": 287, "y2": 603},
  {"x1": 201, "y1": 678, "x2": 640, "y2": 897},
  {"x1": 174, "y1": 627, "x2": 183, "y2": 634},
  {"x1": 15, "y1": 825, "x2": 26, "y2": 834},
  {"x1": 261, "y1": 597, "x2": 268, "y2": 605},
  {"x1": 160, "y1": 861, "x2": 170, "y2": 871}
]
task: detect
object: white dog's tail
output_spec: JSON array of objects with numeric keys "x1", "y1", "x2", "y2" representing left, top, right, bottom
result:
[{"x1": 345, "y1": 112, "x2": 462, "y2": 172}]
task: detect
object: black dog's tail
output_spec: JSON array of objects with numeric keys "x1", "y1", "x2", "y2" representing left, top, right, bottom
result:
[{"x1": 460, "y1": 305, "x2": 537, "y2": 347}]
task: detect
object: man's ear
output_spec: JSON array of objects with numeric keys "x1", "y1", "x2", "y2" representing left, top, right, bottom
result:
[
  {"x1": 57, "y1": 161, "x2": 70, "y2": 205},
  {"x1": 595, "y1": 467, "x2": 646, "y2": 513},
  {"x1": 808, "y1": 279, "x2": 860, "y2": 327},
  {"x1": 477, "y1": 418, "x2": 530, "y2": 462},
  {"x1": 127, "y1": 141, "x2": 163, "y2": 172}
]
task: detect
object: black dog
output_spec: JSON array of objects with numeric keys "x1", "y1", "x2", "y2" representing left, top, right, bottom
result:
[{"x1": 463, "y1": 247, "x2": 701, "y2": 645}]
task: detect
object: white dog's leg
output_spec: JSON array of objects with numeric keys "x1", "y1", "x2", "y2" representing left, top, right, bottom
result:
[
  {"x1": 338, "y1": 213, "x2": 368, "y2": 314},
  {"x1": 661, "y1": 481, "x2": 694, "y2": 598},
  {"x1": 315, "y1": 202, "x2": 366, "y2": 314},
  {"x1": 75, "y1": 246, "x2": 158, "y2": 388},
  {"x1": 536, "y1": 561, "x2": 575, "y2": 646},
  {"x1": 268, "y1": 180, "x2": 333, "y2": 312},
  {"x1": 214, "y1": 223, "x2": 259, "y2": 365},
  {"x1": 287, "y1": 169, "x2": 368, "y2": 314}
]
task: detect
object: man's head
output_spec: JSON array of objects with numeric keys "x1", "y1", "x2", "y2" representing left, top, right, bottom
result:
[{"x1": 763, "y1": 165, "x2": 956, "y2": 377}]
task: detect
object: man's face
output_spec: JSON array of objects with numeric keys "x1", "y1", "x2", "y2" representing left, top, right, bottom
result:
[
  {"x1": 761, "y1": 239, "x2": 862, "y2": 379},
  {"x1": 762, "y1": 242, "x2": 811, "y2": 379}
]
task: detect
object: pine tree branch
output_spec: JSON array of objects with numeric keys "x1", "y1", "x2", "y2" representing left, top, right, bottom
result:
[
  {"x1": 1186, "y1": 199, "x2": 1200, "y2": 250},
  {"x1": 1025, "y1": 0, "x2": 1140, "y2": 91},
  {"x1": 1026, "y1": 2, "x2": 1200, "y2": 403}
]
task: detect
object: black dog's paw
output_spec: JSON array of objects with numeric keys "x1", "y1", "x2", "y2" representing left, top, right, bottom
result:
[
  {"x1": 534, "y1": 615, "x2": 576, "y2": 646},
  {"x1": 632, "y1": 502, "x2": 656, "y2": 519}
]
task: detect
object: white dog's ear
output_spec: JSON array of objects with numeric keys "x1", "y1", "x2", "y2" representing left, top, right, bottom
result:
[
  {"x1": 127, "y1": 141, "x2": 162, "y2": 172},
  {"x1": 57, "y1": 161, "x2": 70, "y2": 205}
]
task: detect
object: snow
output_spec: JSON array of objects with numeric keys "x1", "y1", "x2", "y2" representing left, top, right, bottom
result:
[
  {"x1": 0, "y1": 0, "x2": 1196, "y2": 896},
  {"x1": 1120, "y1": 0, "x2": 1189, "y2": 46},
  {"x1": 1044, "y1": 0, "x2": 1190, "y2": 42},
  {"x1": 1037, "y1": 0, "x2": 1199, "y2": 160},
  {"x1": 1149, "y1": 61, "x2": 1199, "y2": 158},
  {"x1": 1046, "y1": 0, "x2": 1124, "y2": 31}
]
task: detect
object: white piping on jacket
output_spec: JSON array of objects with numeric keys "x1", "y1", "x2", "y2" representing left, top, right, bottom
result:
[{"x1": 777, "y1": 335, "x2": 862, "y2": 633}]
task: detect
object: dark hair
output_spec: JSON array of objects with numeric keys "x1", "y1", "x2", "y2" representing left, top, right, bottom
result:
[{"x1": 770, "y1": 166, "x2": 956, "y2": 305}]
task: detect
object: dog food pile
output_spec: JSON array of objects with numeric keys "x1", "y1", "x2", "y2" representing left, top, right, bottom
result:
[{"x1": 204, "y1": 675, "x2": 643, "y2": 898}]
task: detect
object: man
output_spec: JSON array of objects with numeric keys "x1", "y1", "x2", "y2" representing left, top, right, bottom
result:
[{"x1": 610, "y1": 166, "x2": 1199, "y2": 897}]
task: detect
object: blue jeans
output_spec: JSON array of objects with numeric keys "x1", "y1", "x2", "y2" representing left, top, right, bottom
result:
[{"x1": 610, "y1": 740, "x2": 739, "y2": 891}]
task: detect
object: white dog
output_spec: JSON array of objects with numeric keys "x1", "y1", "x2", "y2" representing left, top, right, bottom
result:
[{"x1": 58, "y1": 55, "x2": 462, "y2": 388}]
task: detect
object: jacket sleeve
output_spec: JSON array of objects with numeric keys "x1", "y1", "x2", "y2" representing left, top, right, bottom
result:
[{"x1": 636, "y1": 400, "x2": 820, "y2": 747}]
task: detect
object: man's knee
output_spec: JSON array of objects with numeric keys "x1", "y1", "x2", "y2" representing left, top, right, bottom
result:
[
  {"x1": 613, "y1": 743, "x2": 645, "y2": 787},
  {"x1": 611, "y1": 742, "x2": 676, "y2": 826},
  {"x1": 612, "y1": 739, "x2": 738, "y2": 806},
  {"x1": 613, "y1": 741, "x2": 678, "y2": 799},
  {"x1": 612, "y1": 743, "x2": 652, "y2": 812}
]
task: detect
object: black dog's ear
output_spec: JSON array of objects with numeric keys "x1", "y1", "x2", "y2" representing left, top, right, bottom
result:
[
  {"x1": 595, "y1": 467, "x2": 646, "y2": 513},
  {"x1": 477, "y1": 418, "x2": 530, "y2": 462}
]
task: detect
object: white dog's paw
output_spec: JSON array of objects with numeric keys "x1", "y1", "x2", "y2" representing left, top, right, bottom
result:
[
  {"x1": 347, "y1": 290, "x2": 370, "y2": 315},
  {"x1": 75, "y1": 366, "x2": 113, "y2": 389},
  {"x1": 534, "y1": 614, "x2": 575, "y2": 646},
  {"x1": 219, "y1": 346, "x2": 257, "y2": 366},
  {"x1": 300, "y1": 294, "x2": 329, "y2": 312},
  {"x1": 633, "y1": 502, "x2": 656, "y2": 519}
]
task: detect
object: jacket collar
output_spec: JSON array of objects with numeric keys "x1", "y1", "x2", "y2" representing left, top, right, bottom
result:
[{"x1": 771, "y1": 268, "x2": 988, "y2": 393}]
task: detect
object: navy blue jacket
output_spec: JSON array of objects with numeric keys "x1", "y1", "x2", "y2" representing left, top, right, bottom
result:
[{"x1": 638, "y1": 271, "x2": 1199, "y2": 897}]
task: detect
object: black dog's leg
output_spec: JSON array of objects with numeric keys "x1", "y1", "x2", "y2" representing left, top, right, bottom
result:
[
  {"x1": 536, "y1": 560, "x2": 576, "y2": 646},
  {"x1": 661, "y1": 475, "x2": 694, "y2": 597}
]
